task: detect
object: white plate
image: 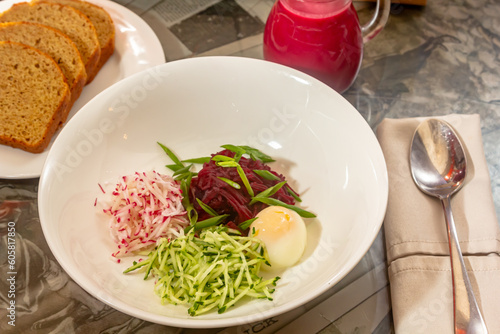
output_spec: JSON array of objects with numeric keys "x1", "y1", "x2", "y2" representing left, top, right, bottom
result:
[
  {"x1": 0, "y1": 0, "x2": 165, "y2": 179},
  {"x1": 38, "y1": 57, "x2": 388, "y2": 328}
]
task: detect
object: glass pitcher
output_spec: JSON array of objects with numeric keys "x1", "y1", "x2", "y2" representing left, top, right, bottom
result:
[{"x1": 263, "y1": 0, "x2": 391, "y2": 93}]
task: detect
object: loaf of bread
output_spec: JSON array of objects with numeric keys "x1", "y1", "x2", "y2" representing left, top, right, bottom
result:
[
  {"x1": 0, "y1": 1, "x2": 101, "y2": 84},
  {"x1": 0, "y1": 21, "x2": 87, "y2": 121},
  {"x1": 0, "y1": 41, "x2": 71, "y2": 153},
  {"x1": 43, "y1": 0, "x2": 115, "y2": 82}
]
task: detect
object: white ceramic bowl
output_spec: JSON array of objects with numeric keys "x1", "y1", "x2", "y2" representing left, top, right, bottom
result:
[{"x1": 38, "y1": 56, "x2": 388, "y2": 328}]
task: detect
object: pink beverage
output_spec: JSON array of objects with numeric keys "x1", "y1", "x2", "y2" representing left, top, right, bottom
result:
[{"x1": 263, "y1": 0, "x2": 363, "y2": 93}]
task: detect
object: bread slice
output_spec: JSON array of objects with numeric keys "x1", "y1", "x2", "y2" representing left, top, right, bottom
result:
[
  {"x1": 0, "y1": 21, "x2": 86, "y2": 121},
  {"x1": 0, "y1": 41, "x2": 71, "y2": 153},
  {"x1": 0, "y1": 1, "x2": 100, "y2": 85},
  {"x1": 42, "y1": 0, "x2": 115, "y2": 82}
]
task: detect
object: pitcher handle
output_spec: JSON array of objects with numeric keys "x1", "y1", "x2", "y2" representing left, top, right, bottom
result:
[{"x1": 361, "y1": 0, "x2": 391, "y2": 43}]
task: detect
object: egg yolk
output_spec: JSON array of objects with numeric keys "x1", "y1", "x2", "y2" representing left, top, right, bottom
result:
[{"x1": 250, "y1": 206, "x2": 307, "y2": 269}]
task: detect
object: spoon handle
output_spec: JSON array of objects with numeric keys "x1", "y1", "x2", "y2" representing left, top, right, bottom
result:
[{"x1": 441, "y1": 197, "x2": 488, "y2": 334}]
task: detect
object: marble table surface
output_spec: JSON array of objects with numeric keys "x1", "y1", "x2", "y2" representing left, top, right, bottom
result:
[{"x1": 0, "y1": 0, "x2": 498, "y2": 333}]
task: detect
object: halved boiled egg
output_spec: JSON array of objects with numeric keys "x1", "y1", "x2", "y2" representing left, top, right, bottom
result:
[{"x1": 250, "y1": 206, "x2": 307, "y2": 269}]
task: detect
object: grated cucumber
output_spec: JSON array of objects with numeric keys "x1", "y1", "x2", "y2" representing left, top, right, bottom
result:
[{"x1": 124, "y1": 226, "x2": 280, "y2": 316}]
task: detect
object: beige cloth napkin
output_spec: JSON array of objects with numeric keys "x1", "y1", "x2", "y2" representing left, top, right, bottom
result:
[{"x1": 377, "y1": 114, "x2": 500, "y2": 333}]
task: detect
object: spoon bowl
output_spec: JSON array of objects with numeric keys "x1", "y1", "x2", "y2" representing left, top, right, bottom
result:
[
  {"x1": 410, "y1": 118, "x2": 467, "y2": 198},
  {"x1": 410, "y1": 119, "x2": 487, "y2": 334}
]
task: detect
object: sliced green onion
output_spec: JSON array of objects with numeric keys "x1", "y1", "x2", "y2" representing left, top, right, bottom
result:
[
  {"x1": 212, "y1": 155, "x2": 235, "y2": 163},
  {"x1": 249, "y1": 181, "x2": 286, "y2": 205},
  {"x1": 158, "y1": 142, "x2": 183, "y2": 167},
  {"x1": 173, "y1": 164, "x2": 193, "y2": 176},
  {"x1": 236, "y1": 165, "x2": 254, "y2": 197},
  {"x1": 174, "y1": 171, "x2": 197, "y2": 181},
  {"x1": 253, "y1": 169, "x2": 281, "y2": 181},
  {"x1": 250, "y1": 197, "x2": 316, "y2": 218},
  {"x1": 196, "y1": 198, "x2": 218, "y2": 217},
  {"x1": 219, "y1": 145, "x2": 274, "y2": 163},
  {"x1": 181, "y1": 176, "x2": 198, "y2": 225},
  {"x1": 220, "y1": 144, "x2": 245, "y2": 162},
  {"x1": 217, "y1": 177, "x2": 241, "y2": 189},
  {"x1": 192, "y1": 215, "x2": 229, "y2": 231},
  {"x1": 165, "y1": 163, "x2": 184, "y2": 172},
  {"x1": 216, "y1": 161, "x2": 239, "y2": 168},
  {"x1": 239, "y1": 146, "x2": 274, "y2": 162},
  {"x1": 221, "y1": 144, "x2": 246, "y2": 155},
  {"x1": 238, "y1": 217, "x2": 258, "y2": 230},
  {"x1": 286, "y1": 185, "x2": 302, "y2": 202},
  {"x1": 182, "y1": 157, "x2": 211, "y2": 164}
]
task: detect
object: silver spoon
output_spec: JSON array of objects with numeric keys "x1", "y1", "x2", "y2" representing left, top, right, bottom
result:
[{"x1": 410, "y1": 118, "x2": 488, "y2": 334}]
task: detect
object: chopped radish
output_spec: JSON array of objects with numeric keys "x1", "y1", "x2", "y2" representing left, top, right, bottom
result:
[{"x1": 99, "y1": 171, "x2": 188, "y2": 257}]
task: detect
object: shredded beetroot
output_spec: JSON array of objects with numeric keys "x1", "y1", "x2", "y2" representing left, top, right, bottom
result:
[{"x1": 189, "y1": 149, "x2": 298, "y2": 226}]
